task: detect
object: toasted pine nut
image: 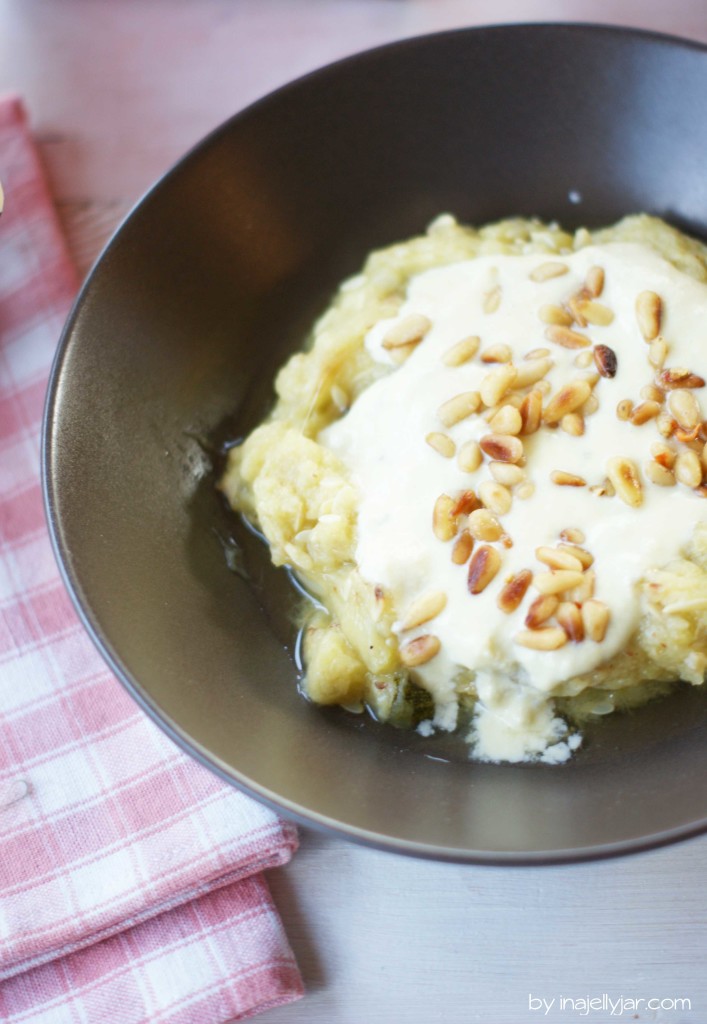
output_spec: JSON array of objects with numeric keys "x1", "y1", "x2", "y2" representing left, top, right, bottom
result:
[
  {"x1": 551, "y1": 470, "x2": 586, "y2": 487},
  {"x1": 675, "y1": 425, "x2": 702, "y2": 443},
  {"x1": 576, "y1": 299, "x2": 614, "y2": 326},
  {"x1": 516, "y1": 481, "x2": 535, "y2": 500},
  {"x1": 536, "y1": 546, "x2": 584, "y2": 572},
  {"x1": 557, "y1": 543, "x2": 594, "y2": 569},
  {"x1": 488, "y1": 404, "x2": 523, "y2": 435},
  {"x1": 557, "y1": 602, "x2": 585, "y2": 643},
  {"x1": 489, "y1": 461, "x2": 525, "y2": 486},
  {"x1": 499, "y1": 391, "x2": 524, "y2": 409},
  {"x1": 593, "y1": 344, "x2": 617, "y2": 378},
  {"x1": 497, "y1": 569, "x2": 533, "y2": 614},
  {"x1": 442, "y1": 335, "x2": 480, "y2": 366},
  {"x1": 543, "y1": 380, "x2": 592, "y2": 424},
  {"x1": 585, "y1": 265, "x2": 604, "y2": 297},
  {"x1": 457, "y1": 440, "x2": 483, "y2": 473},
  {"x1": 616, "y1": 399, "x2": 633, "y2": 421},
  {"x1": 560, "y1": 527, "x2": 586, "y2": 544},
  {"x1": 513, "y1": 357, "x2": 553, "y2": 388},
  {"x1": 582, "y1": 600, "x2": 610, "y2": 642},
  {"x1": 467, "y1": 508, "x2": 504, "y2": 542},
  {"x1": 658, "y1": 367, "x2": 706, "y2": 390},
  {"x1": 480, "y1": 364, "x2": 517, "y2": 407},
  {"x1": 579, "y1": 389, "x2": 601, "y2": 415},
  {"x1": 400, "y1": 634, "x2": 441, "y2": 667},
  {"x1": 533, "y1": 570, "x2": 586, "y2": 595},
  {"x1": 635, "y1": 290, "x2": 662, "y2": 341},
  {"x1": 656, "y1": 412, "x2": 676, "y2": 437},
  {"x1": 426, "y1": 432, "x2": 456, "y2": 458},
  {"x1": 525, "y1": 347, "x2": 552, "y2": 359},
  {"x1": 650, "y1": 441, "x2": 676, "y2": 469},
  {"x1": 514, "y1": 627, "x2": 568, "y2": 650},
  {"x1": 520, "y1": 390, "x2": 543, "y2": 435},
  {"x1": 644, "y1": 460, "x2": 676, "y2": 487},
  {"x1": 451, "y1": 490, "x2": 482, "y2": 516},
  {"x1": 574, "y1": 349, "x2": 595, "y2": 368},
  {"x1": 538, "y1": 304, "x2": 572, "y2": 327},
  {"x1": 675, "y1": 450, "x2": 702, "y2": 489},
  {"x1": 560, "y1": 413, "x2": 585, "y2": 436},
  {"x1": 451, "y1": 530, "x2": 474, "y2": 565},
  {"x1": 667, "y1": 388, "x2": 701, "y2": 431},
  {"x1": 432, "y1": 494, "x2": 457, "y2": 541},
  {"x1": 467, "y1": 545, "x2": 502, "y2": 594},
  {"x1": 525, "y1": 593, "x2": 559, "y2": 628},
  {"x1": 479, "y1": 480, "x2": 512, "y2": 516},
  {"x1": 481, "y1": 343, "x2": 512, "y2": 363},
  {"x1": 480, "y1": 433, "x2": 524, "y2": 464},
  {"x1": 388, "y1": 341, "x2": 418, "y2": 364},
  {"x1": 566, "y1": 294, "x2": 588, "y2": 328},
  {"x1": 483, "y1": 285, "x2": 502, "y2": 313},
  {"x1": 382, "y1": 313, "x2": 432, "y2": 349},
  {"x1": 606, "y1": 456, "x2": 643, "y2": 508},
  {"x1": 529, "y1": 261, "x2": 569, "y2": 282},
  {"x1": 437, "y1": 391, "x2": 482, "y2": 427},
  {"x1": 640, "y1": 383, "x2": 664, "y2": 403},
  {"x1": 569, "y1": 569, "x2": 596, "y2": 603},
  {"x1": 630, "y1": 400, "x2": 661, "y2": 426},
  {"x1": 648, "y1": 337, "x2": 668, "y2": 369},
  {"x1": 545, "y1": 324, "x2": 591, "y2": 349},
  {"x1": 595, "y1": 477, "x2": 616, "y2": 497},
  {"x1": 400, "y1": 590, "x2": 447, "y2": 631}
]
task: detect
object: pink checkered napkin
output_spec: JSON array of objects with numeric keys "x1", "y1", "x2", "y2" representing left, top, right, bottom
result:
[{"x1": 0, "y1": 96, "x2": 303, "y2": 1022}]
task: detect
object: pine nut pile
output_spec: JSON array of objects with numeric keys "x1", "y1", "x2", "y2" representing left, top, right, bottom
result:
[{"x1": 390, "y1": 262, "x2": 706, "y2": 671}]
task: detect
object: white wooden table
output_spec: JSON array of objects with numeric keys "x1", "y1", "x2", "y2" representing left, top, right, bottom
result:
[{"x1": 3, "y1": 2, "x2": 706, "y2": 1021}]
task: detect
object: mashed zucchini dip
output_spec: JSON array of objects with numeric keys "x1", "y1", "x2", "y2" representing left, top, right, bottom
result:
[{"x1": 220, "y1": 214, "x2": 707, "y2": 763}]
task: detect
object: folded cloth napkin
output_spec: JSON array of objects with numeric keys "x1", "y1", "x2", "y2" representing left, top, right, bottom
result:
[{"x1": 0, "y1": 96, "x2": 303, "y2": 1023}]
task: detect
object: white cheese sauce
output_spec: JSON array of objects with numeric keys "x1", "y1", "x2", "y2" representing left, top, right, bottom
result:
[{"x1": 319, "y1": 244, "x2": 707, "y2": 761}]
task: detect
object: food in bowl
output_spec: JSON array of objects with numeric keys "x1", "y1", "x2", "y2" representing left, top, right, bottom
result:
[{"x1": 220, "y1": 213, "x2": 707, "y2": 763}]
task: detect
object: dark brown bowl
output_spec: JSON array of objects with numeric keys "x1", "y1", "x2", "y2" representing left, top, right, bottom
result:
[{"x1": 43, "y1": 24, "x2": 707, "y2": 864}]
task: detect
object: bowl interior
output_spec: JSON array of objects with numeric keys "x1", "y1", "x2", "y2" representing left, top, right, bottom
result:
[{"x1": 44, "y1": 24, "x2": 707, "y2": 863}]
